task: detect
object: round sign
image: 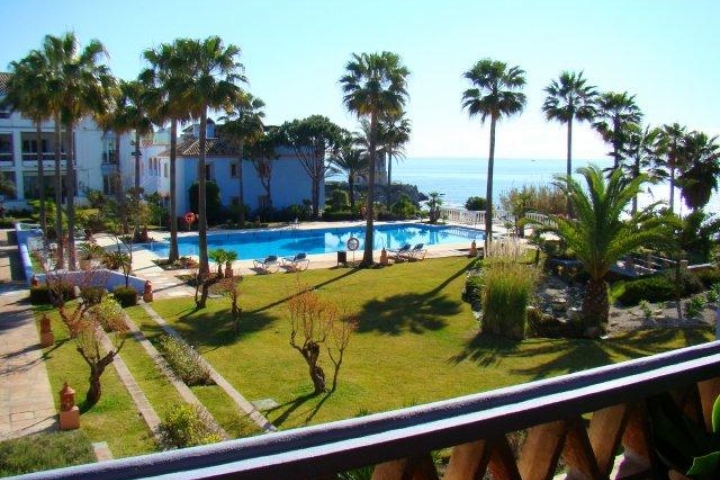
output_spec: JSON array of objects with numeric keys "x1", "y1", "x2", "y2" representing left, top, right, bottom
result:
[{"x1": 346, "y1": 237, "x2": 360, "y2": 251}]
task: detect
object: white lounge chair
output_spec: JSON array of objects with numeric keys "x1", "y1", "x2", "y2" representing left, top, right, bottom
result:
[
  {"x1": 399, "y1": 243, "x2": 427, "y2": 261},
  {"x1": 281, "y1": 252, "x2": 309, "y2": 271},
  {"x1": 388, "y1": 243, "x2": 412, "y2": 262},
  {"x1": 253, "y1": 255, "x2": 279, "y2": 273}
]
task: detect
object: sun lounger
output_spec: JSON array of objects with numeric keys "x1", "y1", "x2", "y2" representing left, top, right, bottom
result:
[
  {"x1": 253, "y1": 255, "x2": 279, "y2": 273},
  {"x1": 388, "y1": 243, "x2": 412, "y2": 261},
  {"x1": 399, "y1": 243, "x2": 427, "y2": 261},
  {"x1": 281, "y1": 252, "x2": 309, "y2": 271}
]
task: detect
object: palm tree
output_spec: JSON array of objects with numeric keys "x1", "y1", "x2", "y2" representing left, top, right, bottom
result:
[
  {"x1": 121, "y1": 80, "x2": 154, "y2": 241},
  {"x1": 141, "y1": 41, "x2": 194, "y2": 263},
  {"x1": 97, "y1": 80, "x2": 132, "y2": 234},
  {"x1": 181, "y1": 37, "x2": 245, "y2": 283},
  {"x1": 331, "y1": 132, "x2": 368, "y2": 212},
  {"x1": 656, "y1": 123, "x2": 687, "y2": 213},
  {"x1": 462, "y1": 59, "x2": 526, "y2": 251},
  {"x1": 43, "y1": 33, "x2": 115, "y2": 270},
  {"x1": 340, "y1": 51, "x2": 410, "y2": 267},
  {"x1": 541, "y1": 71, "x2": 596, "y2": 214},
  {"x1": 593, "y1": 91, "x2": 642, "y2": 169},
  {"x1": 381, "y1": 112, "x2": 412, "y2": 190},
  {"x1": 677, "y1": 131, "x2": 720, "y2": 213},
  {"x1": 3, "y1": 51, "x2": 52, "y2": 237},
  {"x1": 621, "y1": 124, "x2": 661, "y2": 215},
  {"x1": 219, "y1": 92, "x2": 265, "y2": 227},
  {"x1": 542, "y1": 166, "x2": 671, "y2": 331}
]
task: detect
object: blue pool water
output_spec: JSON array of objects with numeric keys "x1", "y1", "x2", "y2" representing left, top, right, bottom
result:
[{"x1": 144, "y1": 223, "x2": 483, "y2": 260}]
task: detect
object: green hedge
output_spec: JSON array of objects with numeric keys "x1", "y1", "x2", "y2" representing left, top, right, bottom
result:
[
  {"x1": 113, "y1": 286, "x2": 137, "y2": 307},
  {"x1": 618, "y1": 271, "x2": 704, "y2": 306}
]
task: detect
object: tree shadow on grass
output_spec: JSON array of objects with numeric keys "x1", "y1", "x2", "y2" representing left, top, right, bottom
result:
[
  {"x1": 173, "y1": 308, "x2": 276, "y2": 351},
  {"x1": 264, "y1": 390, "x2": 333, "y2": 428},
  {"x1": 357, "y1": 292, "x2": 460, "y2": 335},
  {"x1": 450, "y1": 327, "x2": 713, "y2": 382}
]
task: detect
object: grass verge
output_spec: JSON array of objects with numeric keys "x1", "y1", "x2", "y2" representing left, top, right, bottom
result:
[{"x1": 0, "y1": 430, "x2": 95, "y2": 476}]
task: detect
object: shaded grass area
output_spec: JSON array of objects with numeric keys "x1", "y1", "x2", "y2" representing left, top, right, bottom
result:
[
  {"x1": 147, "y1": 257, "x2": 715, "y2": 430},
  {"x1": 39, "y1": 307, "x2": 156, "y2": 458},
  {"x1": 125, "y1": 305, "x2": 262, "y2": 439},
  {"x1": 0, "y1": 430, "x2": 95, "y2": 476}
]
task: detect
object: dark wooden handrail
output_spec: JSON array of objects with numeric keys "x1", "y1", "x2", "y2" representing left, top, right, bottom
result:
[{"x1": 16, "y1": 341, "x2": 720, "y2": 480}]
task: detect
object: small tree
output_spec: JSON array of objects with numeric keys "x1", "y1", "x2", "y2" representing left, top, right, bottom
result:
[
  {"x1": 287, "y1": 282, "x2": 355, "y2": 394},
  {"x1": 78, "y1": 297, "x2": 128, "y2": 406},
  {"x1": 218, "y1": 275, "x2": 243, "y2": 336},
  {"x1": 426, "y1": 191, "x2": 444, "y2": 223}
]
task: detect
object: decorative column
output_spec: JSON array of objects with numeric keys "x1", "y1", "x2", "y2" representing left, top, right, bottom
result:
[
  {"x1": 142, "y1": 280, "x2": 153, "y2": 303},
  {"x1": 59, "y1": 382, "x2": 80, "y2": 430},
  {"x1": 469, "y1": 241, "x2": 478, "y2": 258},
  {"x1": 380, "y1": 248, "x2": 389, "y2": 266}
]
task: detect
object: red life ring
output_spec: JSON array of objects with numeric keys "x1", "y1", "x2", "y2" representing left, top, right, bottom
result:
[{"x1": 184, "y1": 212, "x2": 196, "y2": 224}]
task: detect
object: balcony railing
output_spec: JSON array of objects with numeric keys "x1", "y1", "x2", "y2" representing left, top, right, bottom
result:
[
  {"x1": 14, "y1": 341, "x2": 720, "y2": 480},
  {"x1": 22, "y1": 152, "x2": 66, "y2": 161}
]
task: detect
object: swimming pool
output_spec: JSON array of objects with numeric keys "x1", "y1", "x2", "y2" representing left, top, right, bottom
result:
[{"x1": 144, "y1": 223, "x2": 483, "y2": 260}]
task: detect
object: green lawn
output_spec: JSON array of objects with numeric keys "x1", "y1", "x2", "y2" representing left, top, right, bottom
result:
[{"x1": 146, "y1": 257, "x2": 714, "y2": 429}]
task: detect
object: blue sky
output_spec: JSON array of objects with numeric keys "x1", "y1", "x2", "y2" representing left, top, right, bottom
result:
[{"x1": 2, "y1": 0, "x2": 718, "y2": 159}]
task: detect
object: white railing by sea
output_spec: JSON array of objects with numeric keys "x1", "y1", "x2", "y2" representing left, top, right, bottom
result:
[
  {"x1": 525, "y1": 211, "x2": 557, "y2": 228},
  {"x1": 440, "y1": 207, "x2": 484, "y2": 226}
]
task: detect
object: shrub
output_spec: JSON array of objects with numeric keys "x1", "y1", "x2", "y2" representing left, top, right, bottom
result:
[
  {"x1": 685, "y1": 296, "x2": 705, "y2": 318},
  {"x1": 80, "y1": 286, "x2": 105, "y2": 306},
  {"x1": 695, "y1": 268, "x2": 720, "y2": 288},
  {"x1": 322, "y1": 211, "x2": 357, "y2": 222},
  {"x1": 480, "y1": 261, "x2": 538, "y2": 340},
  {"x1": 465, "y1": 196, "x2": 488, "y2": 211},
  {"x1": 463, "y1": 275, "x2": 483, "y2": 312},
  {"x1": 29, "y1": 282, "x2": 74, "y2": 305},
  {"x1": 156, "y1": 335, "x2": 214, "y2": 386},
  {"x1": 618, "y1": 271, "x2": 704, "y2": 306},
  {"x1": 157, "y1": 403, "x2": 223, "y2": 450},
  {"x1": 102, "y1": 250, "x2": 130, "y2": 270},
  {"x1": 112, "y1": 286, "x2": 137, "y2": 307}
]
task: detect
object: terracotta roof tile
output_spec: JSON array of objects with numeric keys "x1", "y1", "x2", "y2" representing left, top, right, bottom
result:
[
  {"x1": 157, "y1": 137, "x2": 239, "y2": 158},
  {"x1": 0, "y1": 72, "x2": 11, "y2": 94}
]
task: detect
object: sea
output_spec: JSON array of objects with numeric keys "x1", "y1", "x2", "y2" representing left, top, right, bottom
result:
[{"x1": 347, "y1": 157, "x2": 719, "y2": 214}]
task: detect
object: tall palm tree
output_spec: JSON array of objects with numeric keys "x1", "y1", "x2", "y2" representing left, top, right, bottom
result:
[
  {"x1": 462, "y1": 59, "x2": 526, "y2": 250},
  {"x1": 656, "y1": 123, "x2": 687, "y2": 213},
  {"x1": 182, "y1": 36, "x2": 245, "y2": 287},
  {"x1": 621, "y1": 124, "x2": 661, "y2": 215},
  {"x1": 122, "y1": 80, "x2": 154, "y2": 240},
  {"x1": 542, "y1": 166, "x2": 671, "y2": 331},
  {"x1": 541, "y1": 71, "x2": 596, "y2": 214},
  {"x1": 4, "y1": 51, "x2": 52, "y2": 237},
  {"x1": 593, "y1": 91, "x2": 642, "y2": 169},
  {"x1": 677, "y1": 131, "x2": 720, "y2": 213},
  {"x1": 340, "y1": 51, "x2": 410, "y2": 266},
  {"x1": 219, "y1": 92, "x2": 265, "y2": 227},
  {"x1": 141, "y1": 41, "x2": 194, "y2": 263},
  {"x1": 97, "y1": 80, "x2": 132, "y2": 234},
  {"x1": 43, "y1": 33, "x2": 115, "y2": 270}
]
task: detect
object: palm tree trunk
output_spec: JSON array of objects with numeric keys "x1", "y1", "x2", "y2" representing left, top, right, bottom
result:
[
  {"x1": 669, "y1": 164, "x2": 676, "y2": 214},
  {"x1": 197, "y1": 110, "x2": 210, "y2": 282},
  {"x1": 116, "y1": 130, "x2": 127, "y2": 234},
  {"x1": 485, "y1": 116, "x2": 496, "y2": 253},
  {"x1": 237, "y1": 141, "x2": 245, "y2": 227},
  {"x1": 168, "y1": 119, "x2": 179, "y2": 262},
  {"x1": 348, "y1": 175, "x2": 356, "y2": 212},
  {"x1": 133, "y1": 130, "x2": 141, "y2": 239},
  {"x1": 566, "y1": 118, "x2": 573, "y2": 216},
  {"x1": 35, "y1": 122, "x2": 47, "y2": 237},
  {"x1": 65, "y1": 122, "x2": 76, "y2": 271},
  {"x1": 581, "y1": 277, "x2": 609, "y2": 331},
  {"x1": 361, "y1": 112, "x2": 378, "y2": 267},
  {"x1": 632, "y1": 156, "x2": 639, "y2": 215},
  {"x1": 386, "y1": 153, "x2": 393, "y2": 206},
  {"x1": 53, "y1": 116, "x2": 64, "y2": 269}
]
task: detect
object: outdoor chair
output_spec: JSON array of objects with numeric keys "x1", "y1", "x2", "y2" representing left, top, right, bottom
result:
[
  {"x1": 253, "y1": 255, "x2": 280, "y2": 273},
  {"x1": 400, "y1": 243, "x2": 427, "y2": 261},
  {"x1": 281, "y1": 252, "x2": 310, "y2": 271},
  {"x1": 388, "y1": 244, "x2": 412, "y2": 261}
]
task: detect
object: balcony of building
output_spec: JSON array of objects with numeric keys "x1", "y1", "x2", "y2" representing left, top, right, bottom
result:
[
  {"x1": 20, "y1": 132, "x2": 68, "y2": 164},
  {"x1": 18, "y1": 340, "x2": 720, "y2": 480}
]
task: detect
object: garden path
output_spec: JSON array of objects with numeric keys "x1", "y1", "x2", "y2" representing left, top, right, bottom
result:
[{"x1": 0, "y1": 229, "x2": 57, "y2": 440}]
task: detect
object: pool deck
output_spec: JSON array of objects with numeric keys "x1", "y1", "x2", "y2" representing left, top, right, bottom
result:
[{"x1": 100, "y1": 220, "x2": 508, "y2": 300}]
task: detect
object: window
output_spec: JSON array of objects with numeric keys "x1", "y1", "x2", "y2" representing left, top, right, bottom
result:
[
  {"x1": 230, "y1": 163, "x2": 237, "y2": 178},
  {"x1": 230, "y1": 196, "x2": 240, "y2": 206},
  {"x1": 164, "y1": 163, "x2": 168, "y2": 178},
  {"x1": 205, "y1": 164, "x2": 212, "y2": 181},
  {"x1": 258, "y1": 195, "x2": 270, "y2": 209},
  {"x1": 103, "y1": 174, "x2": 117, "y2": 195},
  {"x1": 0, "y1": 134, "x2": 12, "y2": 163}
]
